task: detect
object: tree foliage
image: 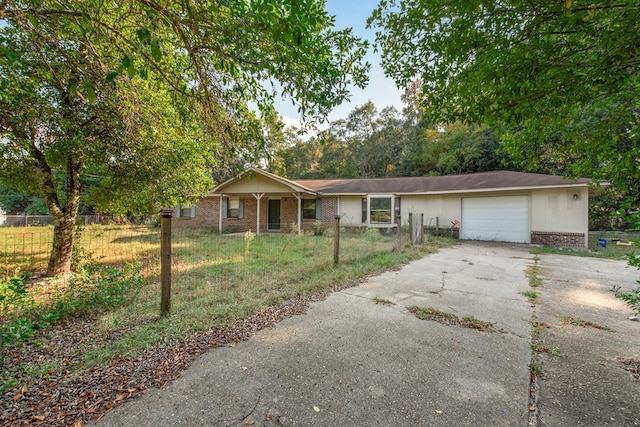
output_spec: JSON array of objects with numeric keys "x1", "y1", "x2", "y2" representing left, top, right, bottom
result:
[
  {"x1": 370, "y1": 0, "x2": 639, "y2": 224},
  {"x1": 0, "y1": 0, "x2": 369, "y2": 275},
  {"x1": 369, "y1": 1, "x2": 638, "y2": 126},
  {"x1": 275, "y1": 98, "x2": 510, "y2": 179}
]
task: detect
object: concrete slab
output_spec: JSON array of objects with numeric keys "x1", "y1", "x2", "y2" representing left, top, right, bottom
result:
[
  {"x1": 96, "y1": 242, "x2": 536, "y2": 427},
  {"x1": 535, "y1": 254, "x2": 640, "y2": 426}
]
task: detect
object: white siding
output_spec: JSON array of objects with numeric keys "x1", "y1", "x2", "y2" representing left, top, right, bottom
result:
[
  {"x1": 531, "y1": 188, "x2": 587, "y2": 233},
  {"x1": 338, "y1": 196, "x2": 363, "y2": 226}
]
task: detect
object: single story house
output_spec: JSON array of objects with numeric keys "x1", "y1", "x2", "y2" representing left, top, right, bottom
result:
[{"x1": 173, "y1": 167, "x2": 596, "y2": 248}]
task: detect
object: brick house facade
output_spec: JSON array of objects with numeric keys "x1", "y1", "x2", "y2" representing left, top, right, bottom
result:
[
  {"x1": 174, "y1": 195, "x2": 339, "y2": 234},
  {"x1": 173, "y1": 167, "x2": 596, "y2": 248}
]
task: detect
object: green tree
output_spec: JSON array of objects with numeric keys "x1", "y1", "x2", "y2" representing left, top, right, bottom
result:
[
  {"x1": 403, "y1": 123, "x2": 504, "y2": 176},
  {"x1": 0, "y1": 1, "x2": 368, "y2": 275},
  {"x1": 0, "y1": 186, "x2": 48, "y2": 215},
  {"x1": 369, "y1": 0, "x2": 639, "y2": 197}
]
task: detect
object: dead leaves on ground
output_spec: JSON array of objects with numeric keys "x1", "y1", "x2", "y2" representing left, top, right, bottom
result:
[{"x1": 0, "y1": 298, "x2": 310, "y2": 426}]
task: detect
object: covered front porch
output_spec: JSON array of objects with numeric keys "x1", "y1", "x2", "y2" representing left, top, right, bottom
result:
[{"x1": 210, "y1": 168, "x2": 319, "y2": 235}]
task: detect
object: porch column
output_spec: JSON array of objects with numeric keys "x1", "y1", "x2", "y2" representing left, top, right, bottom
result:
[
  {"x1": 292, "y1": 193, "x2": 301, "y2": 234},
  {"x1": 253, "y1": 193, "x2": 264, "y2": 234},
  {"x1": 218, "y1": 194, "x2": 223, "y2": 233}
]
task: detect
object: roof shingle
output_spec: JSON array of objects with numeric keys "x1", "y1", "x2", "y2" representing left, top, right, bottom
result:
[{"x1": 294, "y1": 171, "x2": 591, "y2": 194}]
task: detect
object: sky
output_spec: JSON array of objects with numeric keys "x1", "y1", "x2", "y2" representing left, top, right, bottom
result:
[{"x1": 274, "y1": 0, "x2": 404, "y2": 130}]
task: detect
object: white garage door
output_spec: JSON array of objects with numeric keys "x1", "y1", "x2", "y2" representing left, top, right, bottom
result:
[{"x1": 461, "y1": 196, "x2": 529, "y2": 243}]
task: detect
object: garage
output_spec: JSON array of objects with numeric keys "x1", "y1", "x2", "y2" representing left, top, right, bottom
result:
[{"x1": 461, "y1": 196, "x2": 530, "y2": 243}]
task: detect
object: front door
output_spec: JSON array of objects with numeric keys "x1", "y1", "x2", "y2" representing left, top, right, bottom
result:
[{"x1": 268, "y1": 199, "x2": 281, "y2": 230}]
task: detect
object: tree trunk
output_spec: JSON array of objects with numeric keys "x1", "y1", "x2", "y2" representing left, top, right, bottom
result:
[
  {"x1": 31, "y1": 149, "x2": 83, "y2": 277},
  {"x1": 47, "y1": 215, "x2": 76, "y2": 276}
]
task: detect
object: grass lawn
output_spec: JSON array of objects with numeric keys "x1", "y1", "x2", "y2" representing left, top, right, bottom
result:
[
  {"x1": 531, "y1": 230, "x2": 639, "y2": 260},
  {"x1": 1, "y1": 225, "x2": 452, "y2": 391}
]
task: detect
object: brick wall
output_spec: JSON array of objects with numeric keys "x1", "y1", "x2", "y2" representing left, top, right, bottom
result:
[
  {"x1": 173, "y1": 196, "x2": 340, "y2": 234},
  {"x1": 531, "y1": 231, "x2": 585, "y2": 248},
  {"x1": 299, "y1": 196, "x2": 338, "y2": 233},
  {"x1": 172, "y1": 198, "x2": 219, "y2": 228}
]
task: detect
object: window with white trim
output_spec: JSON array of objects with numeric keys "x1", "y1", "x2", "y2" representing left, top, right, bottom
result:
[{"x1": 370, "y1": 197, "x2": 392, "y2": 224}]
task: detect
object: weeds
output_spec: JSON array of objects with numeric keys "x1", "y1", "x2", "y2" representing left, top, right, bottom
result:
[
  {"x1": 0, "y1": 262, "x2": 143, "y2": 352},
  {"x1": 526, "y1": 257, "x2": 543, "y2": 288},
  {"x1": 559, "y1": 316, "x2": 614, "y2": 332},
  {"x1": 534, "y1": 343, "x2": 561, "y2": 356},
  {"x1": 1, "y1": 229, "x2": 451, "y2": 389},
  {"x1": 372, "y1": 295, "x2": 394, "y2": 305},
  {"x1": 529, "y1": 362, "x2": 543, "y2": 376},
  {"x1": 610, "y1": 285, "x2": 640, "y2": 314},
  {"x1": 243, "y1": 230, "x2": 255, "y2": 262},
  {"x1": 522, "y1": 290, "x2": 538, "y2": 301},
  {"x1": 408, "y1": 306, "x2": 496, "y2": 332}
]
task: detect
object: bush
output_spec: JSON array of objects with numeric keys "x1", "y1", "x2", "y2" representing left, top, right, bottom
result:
[{"x1": 0, "y1": 263, "x2": 143, "y2": 350}]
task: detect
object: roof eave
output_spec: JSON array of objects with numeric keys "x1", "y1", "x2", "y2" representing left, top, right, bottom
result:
[{"x1": 393, "y1": 183, "x2": 592, "y2": 196}]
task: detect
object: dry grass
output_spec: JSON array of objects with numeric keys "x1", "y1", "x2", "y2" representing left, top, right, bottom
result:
[{"x1": 2, "y1": 225, "x2": 453, "y2": 382}]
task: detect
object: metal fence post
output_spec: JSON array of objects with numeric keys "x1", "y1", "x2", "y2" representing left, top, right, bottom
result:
[
  {"x1": 397, "y1": 215, "x2": 403, "y2": 249},
  {"x1": 333, "y1": 215, "x2": 340, "y2": 265},
  {"x1": 160, "y1": 209, "x2": 173, "y2": 317}
]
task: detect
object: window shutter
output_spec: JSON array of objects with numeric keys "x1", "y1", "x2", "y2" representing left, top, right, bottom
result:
[
  {"x1": 239, "y1": 198, "x2": 244, "y2": 218},
  {"x1": 361, "y1": 198, "x2": 367, "y2": 223},
  {"x1": 315, "y1": 198, "x2": 322, "y2": 219},
  {"x1": 175, "y1": 204, "x2": 181, "y2": 218},
  {"x1": 222, "y1": 198, "x2": 228, "y2": 218},
  {"x1": 190, "y1": 205, "x2": 196, "y2": 218}
]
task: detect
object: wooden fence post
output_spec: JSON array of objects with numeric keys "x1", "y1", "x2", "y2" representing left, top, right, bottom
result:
[
  {"x1": 160, "y1": 208, "x2": 173, "y2": 317},
  {"x1": 333, "y1": 215, "x2": 340, "y2": 265}
]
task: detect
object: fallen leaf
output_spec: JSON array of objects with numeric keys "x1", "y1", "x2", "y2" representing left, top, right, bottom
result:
[
  {"x1": 245, "y1": 421, "x2": 255, "y2": 426},
  {"x1": 230, "y1": 342, "x2": 236, "y2": 348},
  {"x1": 435, "y1": 410, "x2": 443, "y2": 414},
  {"x1": 74, "y1": 420, "x2": 83, "y2": 427},
  {"x1": 32, "y1": 415, "x2": 46, "y2": 421},
  {"x1": 313, "y1": 406, "x2": 320, "y2": 412},
  {"x1": 241, "y1": 366, "x2": 248, "y2": 371},
  {"x1": 13, "y1": 393, "x2": 23, "y2": 402},
  {"x1": 529, "y1": 405, "x2": 537, "y2": 411},
  {"x1": 265, "y1": 414, "x2": 272, "y2": 421}
]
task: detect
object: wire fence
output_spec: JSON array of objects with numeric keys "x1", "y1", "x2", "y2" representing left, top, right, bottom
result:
[{"x1": 1, "y1": 224, "x2": 400, "y2": 285}]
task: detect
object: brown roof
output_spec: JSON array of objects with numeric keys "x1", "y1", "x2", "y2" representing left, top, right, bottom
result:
[{"x1": 294, "y1": 171, "x2": 592, "y2": 195}]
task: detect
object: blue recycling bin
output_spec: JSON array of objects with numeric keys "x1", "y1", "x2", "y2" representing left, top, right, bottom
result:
[{"x1": 597, "y1": 238, "x2": 607, "y2": 248}]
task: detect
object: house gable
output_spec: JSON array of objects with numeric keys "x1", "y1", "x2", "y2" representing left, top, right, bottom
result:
[{"x1": 210, "y1": 167, "x2": 316, "y2": 196}]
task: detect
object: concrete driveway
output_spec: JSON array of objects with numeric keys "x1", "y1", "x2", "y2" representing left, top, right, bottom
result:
[{"x1": 97, "y1": 242, "x2": 639, "y2": 427}]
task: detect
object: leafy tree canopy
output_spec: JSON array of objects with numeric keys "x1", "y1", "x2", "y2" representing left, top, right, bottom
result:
[
  {"x1": 369, "y1": 1, "x2": 637, "y2": 127},
  {"x1": 0, "y1": 0, "x2": 369, "y2": 275},
  {"x1": 370, "y1": 0, "x2": 639, "y2": 225}
]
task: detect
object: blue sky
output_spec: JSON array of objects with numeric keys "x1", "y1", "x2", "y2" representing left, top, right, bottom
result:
[{"x1": 275, "y1": 0, "x2": 404, "y2": 129}]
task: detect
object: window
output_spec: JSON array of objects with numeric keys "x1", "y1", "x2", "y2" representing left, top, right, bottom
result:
[
  {"x1": 370, "y1": 197, "x2": 392, "y2": 224},
  {"x1": 228, "y1": 197, "x2": 240, "y2": 218},
  {"x1": 302, "y1": 199, "x2": 321, "y2": 220},
  {"x1": 175, "y1": 203, "x2": 195, "y2": 218},
  {"x1": 222, "y1": 197, "x2": 244, "y2": 219}
]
